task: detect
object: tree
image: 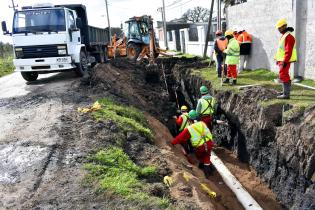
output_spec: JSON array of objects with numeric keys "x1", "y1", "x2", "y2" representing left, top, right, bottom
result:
[
  {"x1": 0, "y1": 42, "x2": 13, "y2": 58},
  {"x1": 182, "y1": 6, "x2": 210, "y2": 23}
]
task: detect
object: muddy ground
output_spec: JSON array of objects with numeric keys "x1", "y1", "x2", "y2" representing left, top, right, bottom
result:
[{"x1": 0, "y1": 58, "x2": 287, "y2": 209}]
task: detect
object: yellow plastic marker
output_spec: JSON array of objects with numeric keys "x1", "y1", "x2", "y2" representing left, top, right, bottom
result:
[
  {"x1": 77, "y1": 107, "x2": 91, "y2": 113},
  {"x1": 200, "y1": 183, "x2": 217, "y2": 198},
  {"x1": 183, "y1": 172, "x2": 192, "y2": 182},
  {"x1": 163, "y1": 176, "x2": 174, "y2": 187},
  {"x1": 91, "y1": 101, "x2": 102, "y2": 111},
  {"x1": 78, "y1": 101, "x2": 102, "y2": 113}
]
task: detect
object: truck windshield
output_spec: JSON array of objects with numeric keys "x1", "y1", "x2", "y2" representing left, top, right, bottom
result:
[{"x1": 13, "y1": 9, "x2": 66, "y2": 34}]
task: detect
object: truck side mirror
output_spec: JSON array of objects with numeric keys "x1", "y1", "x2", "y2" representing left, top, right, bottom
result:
[
  {"x1": 76, "y1": 18, "x2": 82, "y2": 29},
  {"x1": 1, "y1": 21, "x2": 9, "y2": 35}
]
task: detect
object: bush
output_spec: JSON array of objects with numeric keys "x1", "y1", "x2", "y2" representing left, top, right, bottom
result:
[{"x1": 0, "y1": 56, "x2": 14, "y2": 77}]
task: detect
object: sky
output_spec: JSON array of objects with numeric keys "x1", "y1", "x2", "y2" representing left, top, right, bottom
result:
[{"x1": 0, "y1": 0, "x2": 212, "y2": 43}]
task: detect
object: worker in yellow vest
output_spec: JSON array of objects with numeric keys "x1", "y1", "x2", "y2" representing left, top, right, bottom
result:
[
  {"x1": 173, "y1": 105, "x2": 193, "y2": 164},
  {"x1": 171, "y1": 110, "x2": 215, "y2": 178},
  {"x1": 274, "y1": 19, "x2": 297, "y2": 99},
  {"x1": 223, "y1": 30, "x2": 240, "y2": 85},
  {"x1": 196, "y1": 86, "x2": 217, "y2": 131},
  {"x1": 174, "y1": 105, "x2": 191, "y2": 132}
]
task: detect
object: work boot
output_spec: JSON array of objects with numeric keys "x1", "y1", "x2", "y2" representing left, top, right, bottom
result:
[
  {"x1": 277, "y1": 82, "x2": 290, "y2": 99},
  {"x1": 203, "y1": 164, "x2": 214, "y2": 178},
  {"x1": 231, "y1": 79, "x2": 237, "y2": 86},
  {"x1": 198, "y1": 162, "x2": 204, "y2": 169},
  {"x1": 223, "y1": 78, "x2": 229, "y2": 84}
]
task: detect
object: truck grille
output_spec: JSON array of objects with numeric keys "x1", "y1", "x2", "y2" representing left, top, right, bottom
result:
[{"x1": 20, "y1": 45, "x2": 61, "y2": 59}]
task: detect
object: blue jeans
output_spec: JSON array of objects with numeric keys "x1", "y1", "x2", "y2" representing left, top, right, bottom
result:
[{"x1": 216, "y1": 54, "x2": 226, "y2": 77}]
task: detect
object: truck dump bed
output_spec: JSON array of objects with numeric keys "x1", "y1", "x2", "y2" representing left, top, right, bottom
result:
[{"x1": 57, "y1": 4, "x2": 109, "y2": 47}]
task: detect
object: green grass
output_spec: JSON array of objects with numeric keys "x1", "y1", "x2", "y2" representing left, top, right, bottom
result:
[
  {"x1": 0, "y1": 56, "x2": 14, "y2": 77},
  {"x1": 301, "y1": 79, "x2": 315, "y2": 88},
  {"x1": 192, "y1": 67, "x2": 315, "y2": 110},
  {"x1": 92, "y1": 98, "x2": 153, "y2": 139},
  {"x1": 84, "y1": 147, "x2": 169, "y2": 208}
]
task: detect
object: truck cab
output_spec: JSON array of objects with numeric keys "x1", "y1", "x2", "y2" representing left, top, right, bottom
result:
[{"x1": 2, "y1": 4, "x2": 108, "y2": 81}]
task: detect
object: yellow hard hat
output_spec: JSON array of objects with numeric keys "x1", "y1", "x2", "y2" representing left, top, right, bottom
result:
[
  {"x1": 180, "y1": 105, "x2": 188, "y2": 112},
  {"x1": 224, "y1": 30, "x2": 233, "y2": 37},
  {"x1": 276, "y1": 18, "x2": 287, "y2": 29}
]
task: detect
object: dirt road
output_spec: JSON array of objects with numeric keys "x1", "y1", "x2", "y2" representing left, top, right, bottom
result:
[{"x1": 0, "y1": 72, "x2": 93, "y2": 209}]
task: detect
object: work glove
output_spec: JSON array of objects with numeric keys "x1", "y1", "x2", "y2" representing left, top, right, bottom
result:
[{"x1": 163, "y1": 176, "x2": 174, "y2": 187}]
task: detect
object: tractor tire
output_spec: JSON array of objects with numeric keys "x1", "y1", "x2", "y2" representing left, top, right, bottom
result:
[
  {"x1": 21, "y1": 72, "x2": 38, "y2": 82},
  {"x1": 75, "y1": 51, "x2": 88, "y2": 77},
  {"x1": 127, "y1": 43, "x2": 141, "y2": 62},
  {"x1": 154, "y1": 52, "x2": 159, "y2": 58}
]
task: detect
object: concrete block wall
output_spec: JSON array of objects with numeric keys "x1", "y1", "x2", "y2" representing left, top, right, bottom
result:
[
  {"x1": 179, "y1": 26, "x2": 213, "y2": 57},
  {"x1": 227, "y1": 0, "x2": 315, "y2": 80},
  {"x1": 304, "y1": 0, "x2": 315, "y2": 79}
]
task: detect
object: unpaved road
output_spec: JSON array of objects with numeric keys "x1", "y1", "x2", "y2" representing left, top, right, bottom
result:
[{"x1": 0, "y1": 72, "x2": 91, "y2": 209}]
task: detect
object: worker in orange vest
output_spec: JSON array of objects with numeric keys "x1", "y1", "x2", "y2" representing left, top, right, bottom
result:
[
  {"x1": 214, "y1": 30, "x2": 228, "y2": 78},
  {"x1": 233, "y1": 31, "x2": 239, "y2": 40},
  {"x1": 237, "y1": 30, "x2": 252, "y2": 73}
]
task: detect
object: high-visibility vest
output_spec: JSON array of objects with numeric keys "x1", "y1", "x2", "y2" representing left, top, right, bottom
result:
[
  {"x1": 187, "y1": 121, "x2": 213, "y2": 148},
  {"x1": 200, "y1": 97, "x2": 216, "y2": 116},
  {"x1": 224, "y1": 38, "x2": 240, "y2": 65},
  {"x1": 238, "y1": 31, "x2": 252, "y2": 44},
  {"x1": 179, "y1": 113, "x2": 190, "y2": 131},
  {"x1": 274, "y1": 32, "x2": 297, "y2": 62},
  {"x1": 217, "y1": 38, "x2": 228, "y2": 52}
]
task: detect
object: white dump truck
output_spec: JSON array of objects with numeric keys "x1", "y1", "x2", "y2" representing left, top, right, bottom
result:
[{"x1": 1, "y1": 3, "x2": 109, "y2": 81}]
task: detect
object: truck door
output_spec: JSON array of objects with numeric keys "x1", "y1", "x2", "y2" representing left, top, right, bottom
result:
[{"x1": 67, "y1": 10, "x2": 81, "y2": 55}]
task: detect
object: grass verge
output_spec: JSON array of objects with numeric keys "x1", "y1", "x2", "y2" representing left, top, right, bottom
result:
[
  {"x1": 92, "y1": 98, "x2": 153, "y2": 139},
  {"x1": 84, "y1": 147, "x2": 169, "y2": 208},
  {"x1": 192, "y1": 66, "x2": 315, "y2": 112},
  {"x1": 0, "y1": 56, "x2": 14, "y2": 78}
]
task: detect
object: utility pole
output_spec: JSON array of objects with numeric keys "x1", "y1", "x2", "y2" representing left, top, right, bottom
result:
[
  {"x1": 203, "y1": 0, "x2": 215, "y2": 58},
  {"x1": 9, "y1": 0, "x2": 18, "y2": 12},
  {"x1": 105, "y1": 0, "x2": 111, "y2": 44},
  {"x1": 162, "y1": 0, "x2": 168, "y2": 49},
  {"x1": 217, "y1": 0, "x2": 221, "y2": 31}
]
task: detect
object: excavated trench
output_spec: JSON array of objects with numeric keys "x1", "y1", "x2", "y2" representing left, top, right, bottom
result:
[
  {"x1": 152, "y1": 57, "x2": 315, "y2": 210},
  {"x1": 89, "y1": 57, "x2": 314, "y2": 210}
]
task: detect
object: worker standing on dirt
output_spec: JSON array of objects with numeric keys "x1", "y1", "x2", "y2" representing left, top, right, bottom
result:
[
  {"x1": 173, "y1": 105, "x2": 193, "y2": 162},
  {"x1": 223, "y1": 30, "x2": 240, "y2": 86},
  {"x1": 214, "y1": 30, "x2": 228, "y2": 78},
  {"x1": 171, "y1": 110, "x2": 214, "y2": 178},
  {"x1": 237, "y1": 30, "x2": 252, "y2": 73},
  {"x1": 196, "y1": 86, "x2": 217, "y2": 130},
  {"x1": 274, "y1": 19, "x2": 297, "y2": 99},
  {"x1": 174, "y1": 105, "x2": 191, "y2": 132}
]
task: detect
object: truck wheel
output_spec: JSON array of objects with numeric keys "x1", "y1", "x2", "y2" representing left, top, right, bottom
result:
[
  {"x1": 21, "y1": 72, "x2": 38, "y2": 81},
  {"x1": 75, "y1": 51, "x2": 88, "y2": 77},
  {"x1": 127, "y1": 43, "x2": 141, "y2": 61}
]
